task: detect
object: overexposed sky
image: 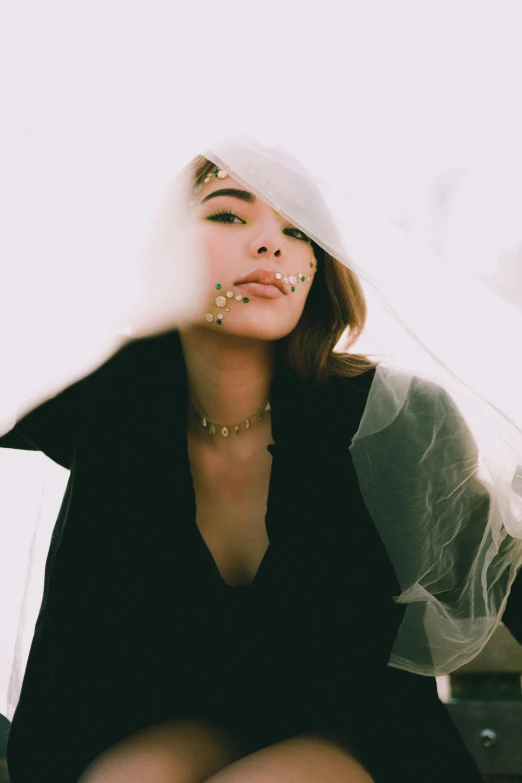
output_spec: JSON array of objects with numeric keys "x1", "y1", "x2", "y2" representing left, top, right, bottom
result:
[
  {"x1": 1, "y1": 0, "x2": 520, "y2": 277},
  {"x1": 0, "y1": 1, "x2": 520, "y2": 396},
  {"x1": 2, "y1": 1, "x2": 521, "y2": 203},
  {"x1": 0, "y1": 0, "x2": 520, "y2": 421}
]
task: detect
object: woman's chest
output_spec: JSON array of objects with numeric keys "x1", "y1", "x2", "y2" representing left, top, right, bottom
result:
[{"x1": 187, "y1": 438, "x2": 273, "y2": 587}]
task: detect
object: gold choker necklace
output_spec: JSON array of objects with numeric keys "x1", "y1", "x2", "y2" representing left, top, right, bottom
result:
[{"x1": 189, "y1": 398, "x2": 271, "y2": 438}]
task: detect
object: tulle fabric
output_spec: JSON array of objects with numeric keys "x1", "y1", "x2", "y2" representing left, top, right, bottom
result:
[
  {"x1": 1, "y1": 132, "x2": 522, "y2": 721},
  {"x1": 199, "y1": 135, "x2": 522, "y2": 674},
  {"x1": 351, "y1": 364, "x2": 522, "y2": 675}
]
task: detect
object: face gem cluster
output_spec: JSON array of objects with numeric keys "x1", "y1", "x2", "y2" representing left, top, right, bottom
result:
[{"x1": 204, "y1": 264, "x2": 317, "y2": 325}]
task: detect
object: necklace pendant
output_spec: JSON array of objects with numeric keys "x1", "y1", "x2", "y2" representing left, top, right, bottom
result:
[
  {"x1": 234, "y1": 426, "x2": 240, "y2": 435},
  {"x1": 209, "y1": 424, "x2": 216, "y2": 435},
  {"x1": 245, "y1": 419, "x2": 250, "y2": 429},
  {"x1": 265, "y1": 402, "x2": 271, "y2": 411},
  {"x1": 256, "y1": 410, "x2": 263, "y2": 420},
  {"x1": 221, "y1": 426, "x2": 229, "y2": 437},
  {"x1": 202, "y1": 417, "x2": 207, "y2": 427}
]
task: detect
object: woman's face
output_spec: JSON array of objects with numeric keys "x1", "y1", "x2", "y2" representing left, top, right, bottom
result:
[{"x1": 190, "y1": 173, "x2": 317, "y2": 341}]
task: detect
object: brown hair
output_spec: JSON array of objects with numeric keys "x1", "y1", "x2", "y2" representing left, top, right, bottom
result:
[{"x1": 185, "y1": 155, "x2": 380, "y2": 385}]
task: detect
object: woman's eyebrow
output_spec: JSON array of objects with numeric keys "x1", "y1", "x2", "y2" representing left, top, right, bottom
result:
[{"x1": 200, "y1": 188, "x2": 256, "y2": 205}]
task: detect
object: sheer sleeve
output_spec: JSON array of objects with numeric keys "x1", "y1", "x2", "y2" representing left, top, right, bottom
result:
[
  {"x1": 409, "y1": 379, "x2": 522, "y2": 648},
  {"x1": 349, "y1": 364, "x2": 522, "y2": 674},
  {"x1": 410, "y1": 380, "x2": 522, "y2": 649}
]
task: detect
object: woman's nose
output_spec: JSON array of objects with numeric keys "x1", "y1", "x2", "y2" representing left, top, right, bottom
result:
[{"x1": 257, "y1": 246, "x2": 281, "y2": 256}]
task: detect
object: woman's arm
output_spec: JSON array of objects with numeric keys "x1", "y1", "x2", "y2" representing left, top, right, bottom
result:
[
  {"x1": 502, "y1": 565, "x2": 522, "y2": 644},
  {"x1": 0, "y1": 376, "x2": 85, "y2": 469},
  {"x1": 353, "y1": 372, "x2": 522, "y2": 673},
  {"x1": 418, "y1": 380, "x2": 522, "y2": 646},
  {"x1": 0, "y1": 322, "x2": 141, "y2": 466},
  {"x1": 422, "y1": 381, "x2": 522, "y2": 648}
]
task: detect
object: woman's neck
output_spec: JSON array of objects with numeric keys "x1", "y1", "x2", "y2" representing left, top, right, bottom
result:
[{"x1": 179, "y1": 326, "x2": 275, "y2": 453}]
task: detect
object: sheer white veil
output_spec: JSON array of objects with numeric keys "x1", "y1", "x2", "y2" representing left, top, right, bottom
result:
[
  {"x1": 1, "y1": 2, "x2": 521, "y2": 720},
  {"x1": 184, "y1": 134, "x2": 522, "y2": 676}
]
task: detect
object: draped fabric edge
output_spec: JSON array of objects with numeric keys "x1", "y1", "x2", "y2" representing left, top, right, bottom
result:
[{"x1": 350, "y1": 363, "x2": 522, "y2": 676}]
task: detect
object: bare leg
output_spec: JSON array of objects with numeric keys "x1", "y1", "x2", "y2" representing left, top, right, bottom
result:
[
  {"x1": 77, "y1": 718, "x2": 245, "y2": 783},
  {"x1": 204, "y1": 732, "x2": 375, "y2": 783}
]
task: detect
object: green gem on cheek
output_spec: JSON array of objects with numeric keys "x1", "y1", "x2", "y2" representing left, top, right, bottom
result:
[
  {"x1": 216, "y1": 283, "x2": 222, "y2": 290},
  {"x1": 243, "y1": 297, "x2": 249, "y2": 303},
  {"x1": 291, "y1": 286, "x2": 295, "y2": 292}
]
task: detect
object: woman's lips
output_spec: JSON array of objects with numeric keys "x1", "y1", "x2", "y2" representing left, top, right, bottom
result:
[{"x1": 235, "y1": 282, "x2": 285, "y2": 299}]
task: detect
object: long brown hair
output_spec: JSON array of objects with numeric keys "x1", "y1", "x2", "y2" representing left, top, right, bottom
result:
[{"x1": 185, "y1": 155, "x2": 379, "y2": 385}]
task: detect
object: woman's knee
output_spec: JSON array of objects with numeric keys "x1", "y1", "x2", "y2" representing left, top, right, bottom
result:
[
  {"x1": 77, "y1": 718, "x2": 245, "y2": 783},
  {"x1": 204, "y1": 733, "x2": 375, "y2": 783}
]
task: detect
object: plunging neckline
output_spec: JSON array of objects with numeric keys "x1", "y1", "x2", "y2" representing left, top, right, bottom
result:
[
  {"x1": 191, "y1": 491, "x2": 273, "y2": 590},
  {"x1": 184, "y1": 430, "x2": 275, "y2": 590}
]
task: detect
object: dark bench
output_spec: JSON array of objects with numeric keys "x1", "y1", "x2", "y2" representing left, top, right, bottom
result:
[{"x1": 442, "y1": 623, "x2": 522, "y2": 781}]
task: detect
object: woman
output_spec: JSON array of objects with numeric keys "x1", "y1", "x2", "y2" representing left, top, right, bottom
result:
[{"x1": 1, "y1": 145, "x2": 521, "y2": 782}]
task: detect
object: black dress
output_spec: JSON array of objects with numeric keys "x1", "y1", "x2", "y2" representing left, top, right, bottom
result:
[{"x1": 1, "y1": 330, "x2": 518, "y2": 782}]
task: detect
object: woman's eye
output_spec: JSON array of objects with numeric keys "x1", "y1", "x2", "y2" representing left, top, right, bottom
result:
[
  {"x1": 207, "y1": 210, "x2": 310, "y2": 242},
  {"x1": 207, "y1": 209, "x2": 243, "y2": 224},
  {"x1": 288, "y1": 228, "x2": 310, "y2": 242}
]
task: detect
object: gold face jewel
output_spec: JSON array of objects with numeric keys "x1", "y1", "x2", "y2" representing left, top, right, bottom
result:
[
  {"x1": 193, "y1": 169, "x2": 228, "y2": 196},
  {"x1": 205, "y1": 264, "x2": 319, "y2": 327}
]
